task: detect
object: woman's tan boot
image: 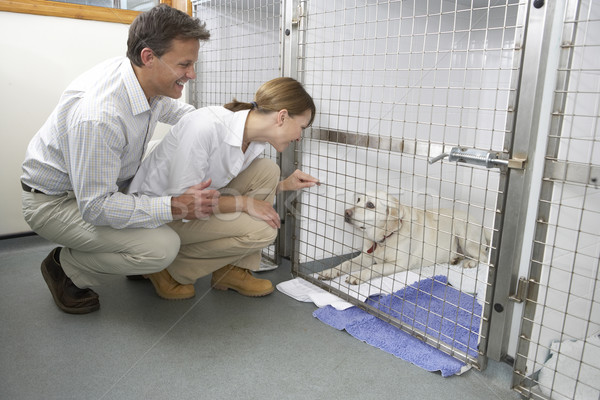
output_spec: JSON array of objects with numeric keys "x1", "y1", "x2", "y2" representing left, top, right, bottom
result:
[{"x1": 211, "y1": 265, "x2": 274, "y2": 297}]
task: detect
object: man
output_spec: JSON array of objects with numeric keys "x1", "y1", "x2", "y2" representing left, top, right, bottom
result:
[{"x1": 21, "y1": 4, "x2": 219, "y2": 314}]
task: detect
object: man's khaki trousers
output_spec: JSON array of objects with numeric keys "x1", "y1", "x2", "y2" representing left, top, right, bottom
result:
[{"x1": 22, "y1": 158, "x2": 279, "y2": 287}]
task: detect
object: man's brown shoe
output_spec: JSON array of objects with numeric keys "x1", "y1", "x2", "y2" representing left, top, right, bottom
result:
[
  {"x1": 211, "y1": 265, "x2": 274, "y2": 297},
  {"x1": 40, "y1": 247, "x2": 100, "y2": 314},
  {"x1": 143, "y1": 269, "x2": 195, "y2": 300}
]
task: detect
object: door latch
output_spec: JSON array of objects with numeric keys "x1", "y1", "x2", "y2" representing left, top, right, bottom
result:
[
  {"x1": 429, "y1": 147, "x2": 526, "y2": 170},
  {"x1": 509, "y1": 277, "x2": 530, "y2": 303}
]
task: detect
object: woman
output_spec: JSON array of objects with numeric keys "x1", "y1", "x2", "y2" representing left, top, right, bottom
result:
[{"x1": 129, "y1": 77, "x2": 318, "y2": 297}]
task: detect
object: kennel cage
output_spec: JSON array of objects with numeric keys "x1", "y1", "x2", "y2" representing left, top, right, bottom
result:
[{"x1": 192, "y1": 0, "x2": 600, "y2": 396}]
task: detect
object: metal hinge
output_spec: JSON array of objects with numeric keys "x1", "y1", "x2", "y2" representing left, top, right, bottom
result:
[
  {"x1": 291, "y1": 2, "x2": 304, "y2": 25},
  {"x1": 509, "y1": 277, "x2": 530, "y2": 303},
  {"x1": 429, "y1": 147, "x2": 527, "y2": 170}
]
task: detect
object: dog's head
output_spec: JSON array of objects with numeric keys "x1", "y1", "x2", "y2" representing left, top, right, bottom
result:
[{"x1": 344, "y1": 190, "x2": 401, "y2": 242}]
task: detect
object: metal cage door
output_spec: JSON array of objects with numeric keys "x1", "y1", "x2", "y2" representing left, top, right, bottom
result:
[{"x1": 286, "y1": 0, "x2": 529, "y2": 370}]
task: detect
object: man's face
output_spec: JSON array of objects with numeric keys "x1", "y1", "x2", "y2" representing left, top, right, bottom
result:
[{"x1": 146, "y1": 38, "x2": 200, "y2": 99}]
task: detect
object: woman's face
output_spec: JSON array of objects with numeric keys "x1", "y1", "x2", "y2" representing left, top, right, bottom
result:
[{"x1": 274, "y1": 109, "x2": 312, "y2": 152}]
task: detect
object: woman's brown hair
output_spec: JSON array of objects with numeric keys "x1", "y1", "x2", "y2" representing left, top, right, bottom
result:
[{"x1": 224, "y1": 77, "x2": 316, "y2": 127}]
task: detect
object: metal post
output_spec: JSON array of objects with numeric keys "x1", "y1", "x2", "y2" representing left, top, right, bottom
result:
[{"x1": 277, "y1": 0, "x2": 303, "y2": 262}]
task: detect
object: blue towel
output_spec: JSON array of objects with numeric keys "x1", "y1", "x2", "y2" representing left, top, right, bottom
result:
[
  {"x1": 366, "y1": 275, "x2": 482, "y2": 357},
  {"x1": 313, "y1": 275, "x2": 482, "y2": 377}
]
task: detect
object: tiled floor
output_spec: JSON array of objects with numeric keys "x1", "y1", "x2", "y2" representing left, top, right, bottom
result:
[{"x1": 0, "y1": 234, "x2": 520, "y2": 400}]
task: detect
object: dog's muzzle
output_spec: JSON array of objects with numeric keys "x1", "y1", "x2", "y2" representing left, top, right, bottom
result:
[{"x1": 344, "y1": 208, "x2": 353, "y2": 224}]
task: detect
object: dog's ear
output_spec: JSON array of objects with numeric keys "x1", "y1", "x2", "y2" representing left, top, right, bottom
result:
[{"x1": 397, "y1": 205, "x2": 414, "y2": 221}]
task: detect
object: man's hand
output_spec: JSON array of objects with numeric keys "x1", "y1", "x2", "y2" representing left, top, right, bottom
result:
[{"x1": 171, "y1": 179, "x2": 220, "y2": 220}]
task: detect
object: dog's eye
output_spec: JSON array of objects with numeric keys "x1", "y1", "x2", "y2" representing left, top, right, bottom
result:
[
  {"x1": 366, "y1": 201, "x2": 375, "y2": 209},
  {"x1": 356, "y1": 197, "x2": 361, "y2": 204}
]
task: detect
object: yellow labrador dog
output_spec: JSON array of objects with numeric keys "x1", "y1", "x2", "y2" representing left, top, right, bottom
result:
[{"x1": 318, "y1": 191, "x2": 490, "y2": 285}]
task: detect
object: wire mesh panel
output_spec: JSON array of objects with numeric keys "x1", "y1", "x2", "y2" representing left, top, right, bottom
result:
[
  {"x1": 291, "y1": 0, "x2": 525, "y2": 367},
  {"x1": 513, "y1": 0, "x2": 600, "y2": 398},
  {"x1": 193, "y1": 0, "x2": 281, "y2": 104},
  {"x1": 193, "y1": 0, "x2": 282, "y2": 263}
]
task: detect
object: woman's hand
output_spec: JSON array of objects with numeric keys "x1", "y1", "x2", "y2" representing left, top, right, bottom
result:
[
  {"x1": 216, "y1": 195, "x2": 281, "y2": 229},
  {"x1": 277, "y1": 169, "x2": 320, "y2": 193},
  {"x1": 245, "y1": 198, "x2": 281, "y2": 229}
]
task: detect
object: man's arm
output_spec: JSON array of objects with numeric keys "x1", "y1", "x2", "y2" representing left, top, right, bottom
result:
[{"x1": 65, "y1": 119, "x2": 174, "y2": 229}]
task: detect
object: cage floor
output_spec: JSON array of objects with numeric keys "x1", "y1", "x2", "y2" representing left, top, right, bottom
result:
[
  {"x1": 298, "y1": 254, "x2": 488, "y2": 305},
  {"x1": 0, "y1": 235, "x2": 518, "y2": 400}
]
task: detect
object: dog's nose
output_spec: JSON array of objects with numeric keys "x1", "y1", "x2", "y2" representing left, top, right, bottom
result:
[{"x1": 344, "y1": 209, "x2": 353, "y2": 223}]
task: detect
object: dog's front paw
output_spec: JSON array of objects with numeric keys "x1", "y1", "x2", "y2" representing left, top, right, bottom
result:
[
  {"x1": 450, "y1": 256, "x2": 463, "y2": 265},
  {"x1": 462, "y1": 259, "x2": 478, "y2": 269},
  {"x1": 345, "y1": 273, "x2": 364, "y2": 285},
  {"x1": 318, "y1": 267, "x2": 341, "y2": 280}
]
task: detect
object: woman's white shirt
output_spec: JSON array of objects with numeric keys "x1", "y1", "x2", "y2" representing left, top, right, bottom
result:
[{"x1": 128, "y1": 106, "x2": 266, "y2": 196}]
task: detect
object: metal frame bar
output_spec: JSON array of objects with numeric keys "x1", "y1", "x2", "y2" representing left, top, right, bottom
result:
[{"x1": 486, "y1": 0, "x2": 565, "y2": 362}]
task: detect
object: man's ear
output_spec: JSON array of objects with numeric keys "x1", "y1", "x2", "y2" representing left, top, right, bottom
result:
[
  {"x1": 140, "y1": 48, "x2": 155, "y2": 67},
  {"x1": 277, "y1": 109, "x2": 289, "y2": 126}
]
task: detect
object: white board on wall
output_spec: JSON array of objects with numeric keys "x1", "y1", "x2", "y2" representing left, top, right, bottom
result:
[
  {"x1": 0, "y1": 12, "x2": 130, "y2": 236},
  {"x1": 0, "y1": 11, "x2": 184, "y2": 236}
]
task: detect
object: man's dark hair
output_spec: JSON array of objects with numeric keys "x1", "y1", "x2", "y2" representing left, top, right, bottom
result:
[{"x1": 127, "y1": 4, "x2": 210, "y2": 67}]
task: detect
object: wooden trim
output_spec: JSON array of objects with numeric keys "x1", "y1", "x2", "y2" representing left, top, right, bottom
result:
[
  {"x1": 0, "y1": 0, "x2": 140, "y2": 24},
  {"x1": 160, "y1": 0, "x2": 191, "y2": 15}
]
